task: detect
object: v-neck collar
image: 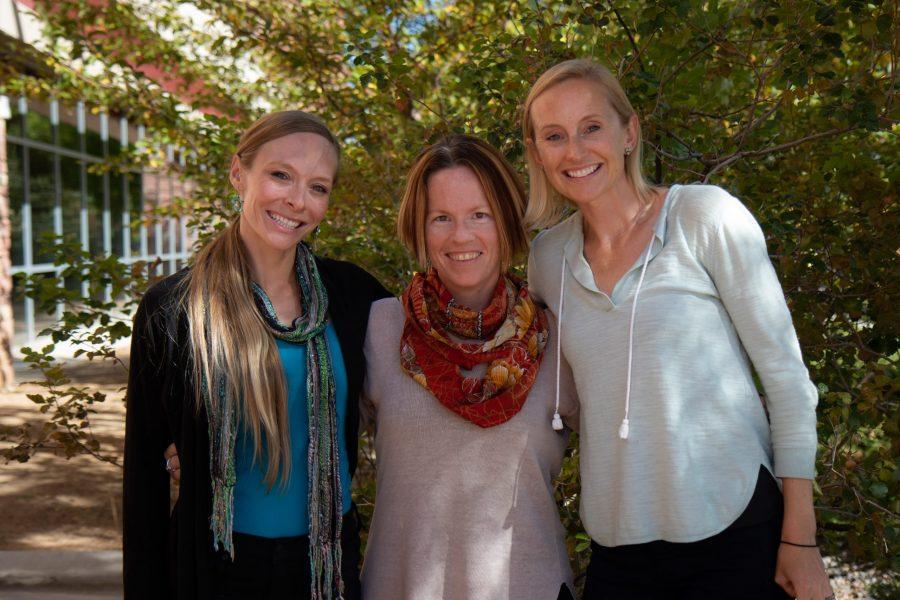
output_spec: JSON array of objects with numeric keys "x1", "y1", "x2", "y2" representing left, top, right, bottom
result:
[{"x1": 563, "y1": 185, "x2": 679, "y2": 305}]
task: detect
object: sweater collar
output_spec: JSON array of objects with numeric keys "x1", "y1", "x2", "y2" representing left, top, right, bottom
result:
[{"x1": 563, "y1": 185, "x2": 678, "y2": 296}]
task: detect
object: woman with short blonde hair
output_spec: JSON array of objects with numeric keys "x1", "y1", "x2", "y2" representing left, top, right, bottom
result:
[
  {"x1": 524, "y1": 59, "x2": 832, "y2": 599},
  {"x1": 522, "y1": 59, "x2": 657, "y2": 231}
]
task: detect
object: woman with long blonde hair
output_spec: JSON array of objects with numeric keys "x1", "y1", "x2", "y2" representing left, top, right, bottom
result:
[
  {"x1": 123, "y1": 110, "x2": 388, "y2": 600},
  {"x1": 524, "y1": 59, "x2": 832, "y2": 599}
]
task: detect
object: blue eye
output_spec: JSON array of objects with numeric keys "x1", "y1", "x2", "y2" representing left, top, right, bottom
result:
[
  {"x1": 312, "y1": 184, "x2": 330, "y2": 195},
  {"x1": 271, "y1": 171, "x2": 289, "y2": 180},
  {"x1": 585, "y1": 124, "x2": 601, "y2": 134},
  {"x1": 545, "y1": 133, "x2": 562, "y2": 142}
]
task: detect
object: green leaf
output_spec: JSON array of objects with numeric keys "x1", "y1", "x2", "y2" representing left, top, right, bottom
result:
[
  {"x1": 821, "y1": 32, "x2": 842, "y2": 48},
  {"x1": 870, "y1": 483, "x2": 888, "y2": 499}
]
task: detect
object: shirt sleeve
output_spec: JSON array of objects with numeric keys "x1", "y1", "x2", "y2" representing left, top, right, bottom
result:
[
  {"x1": 700, "y1": 193, "x2": 818, "y2": 479},
  {"x1": 123, "y1": 292, "x2": 176, "y2": 598}
]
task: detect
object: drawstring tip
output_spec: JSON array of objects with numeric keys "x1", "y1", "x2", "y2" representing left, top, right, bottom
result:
[
  {"x1": 551, "y1": 413, "x2": 564, "y2": 431},
  {"x1": 618, "y1": 419, "x2": 630, "y2": 439}
]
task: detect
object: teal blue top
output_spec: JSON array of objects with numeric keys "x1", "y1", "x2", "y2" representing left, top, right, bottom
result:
[{"x1": 232, "y1": 323, "x2": 351, "y2": 538}]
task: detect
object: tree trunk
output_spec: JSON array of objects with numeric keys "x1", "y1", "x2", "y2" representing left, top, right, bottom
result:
[{"x1": 0, "y1": 116, "x2": 16, "y2": 388}]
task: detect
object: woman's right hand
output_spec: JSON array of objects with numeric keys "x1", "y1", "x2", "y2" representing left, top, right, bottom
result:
[{"x1": 164, "y1": 443, "x2": 180, "y2": 482}]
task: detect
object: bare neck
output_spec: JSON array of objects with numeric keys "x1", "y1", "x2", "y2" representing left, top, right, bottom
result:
[
  {"x1": 239, "y1": 227, "x2": 296, "y2": 294},
  {"x1": 444, "y1": 274, "x2": 501, "y2": 313},
  {"x1": 580, "y1": 185, "x2": 656, "y2": 246}
]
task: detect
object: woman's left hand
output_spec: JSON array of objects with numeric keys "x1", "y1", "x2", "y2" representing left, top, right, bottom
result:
[
  {"x1": 777, "y1": 477, "x2": 834, "y2": 599},
  {"x1": 164, "y1": 442, "x2": 180, "y2": 482},
  {"x1": 774, "y1": 543, "x2": 833, "y2": 600}
]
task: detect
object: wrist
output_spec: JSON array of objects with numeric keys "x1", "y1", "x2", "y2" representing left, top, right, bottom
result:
[{"x1": 780, "y1": 539, "x2": 818, "y2": 548}]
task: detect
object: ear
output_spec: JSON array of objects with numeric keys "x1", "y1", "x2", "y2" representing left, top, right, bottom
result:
[
  {"x1": 625, "y1": 115, "x2": 639, "y2": 151},
  {"x1": 525, "y1": 138, "x2": 544, "y2": 168},
  {"x1": 229, "y1": 155, "x2": 244, "y2": 194}
]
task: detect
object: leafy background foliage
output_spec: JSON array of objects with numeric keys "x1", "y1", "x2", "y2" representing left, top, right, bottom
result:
[{"x1": 2, "y1": 0, "x2": 896, "y2": 581}]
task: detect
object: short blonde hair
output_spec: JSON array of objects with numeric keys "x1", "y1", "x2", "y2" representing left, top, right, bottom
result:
[
  {"x1": 397, "y1": 134, "x2": 528, "y2": 271},
  {"x1": 522, "y1": 59, "x2": 657, "y2": 230}
]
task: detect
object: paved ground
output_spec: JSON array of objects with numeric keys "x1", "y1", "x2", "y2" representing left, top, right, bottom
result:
[
  {"x1": 0, "y1": 352, "x2": 896, "y2": 599},
  {"x1": 0, "y1": 355, "x2": 125, "y2": 597},
  {"x1": 0, "y1": 590, "x2": 119, "y2": 599},
  {"x1": 0, "y1": 550, "x2": 121, "y2": 597}
]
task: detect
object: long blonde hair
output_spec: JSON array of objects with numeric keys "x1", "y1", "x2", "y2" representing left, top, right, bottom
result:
[
  {"x1": 181, "y1": 111, "x2": 340, "y2": 486},
  {"x1": 522, "y1": 59, "x2": 657, "y2": 230}
]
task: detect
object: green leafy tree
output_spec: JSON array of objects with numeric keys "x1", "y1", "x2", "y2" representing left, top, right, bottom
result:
[{"x1": 1, "y1": 0, "x2": 895, "y2": 581}]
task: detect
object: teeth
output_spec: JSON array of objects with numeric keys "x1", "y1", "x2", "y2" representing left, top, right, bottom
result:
[
  {"x1": 566, "y1": 164, "x2": 600, "y2": 178},
  {"x1": 448, "y1": 252, "x2": 480, "y2": 261},
  {"x1": 268, "y1": 211, "x2": 301, "y2": 229}
]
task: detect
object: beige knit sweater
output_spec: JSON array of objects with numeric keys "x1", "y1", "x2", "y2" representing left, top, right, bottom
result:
[{"x1": 360, "y1": 297, "x2": 578, "y2": 600}]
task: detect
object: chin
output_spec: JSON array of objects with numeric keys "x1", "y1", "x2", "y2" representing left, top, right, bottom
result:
[
  {"x1": 262, "y1": 232, "x2": 305, "y2": 252},
  {"x1": 447, "y1": 276, "x2": 491, "y2": 294}
]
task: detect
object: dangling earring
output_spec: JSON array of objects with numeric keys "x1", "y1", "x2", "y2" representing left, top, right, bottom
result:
[{"x1": 230, "y1": 193, "x2": 243, "y2": 213}]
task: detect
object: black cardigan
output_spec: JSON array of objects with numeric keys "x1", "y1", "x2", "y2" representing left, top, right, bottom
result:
[{"x1": 123, "y1": 255, "x2": 390, "y2": 599}]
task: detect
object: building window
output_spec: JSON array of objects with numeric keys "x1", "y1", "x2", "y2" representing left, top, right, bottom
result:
[{"x1": 2, "y1": 95, "x2": 191, "y2": 347}]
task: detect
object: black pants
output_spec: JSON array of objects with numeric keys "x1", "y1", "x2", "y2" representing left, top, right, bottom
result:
[
  {"x1": 582, "y1": 467, "x2": 792, "y2": 599},
  {"x1": 213, "y1": 509, "x2": 362, "y2": 600}
]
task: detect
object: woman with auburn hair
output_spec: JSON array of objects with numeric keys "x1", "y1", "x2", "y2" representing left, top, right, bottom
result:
[
  {"x1": 523, "y1": 59, "x2": 833, "y2": 599},
  {"x1": 123, "y1": 110, "x2": 389, "y2": 600},
  {"x1": 361, "y1": 134, "x2": 578, "y2": 600}
]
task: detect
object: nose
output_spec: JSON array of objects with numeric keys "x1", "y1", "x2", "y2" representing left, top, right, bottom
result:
[
  {"x1": 284, "y1": 185, "x2": 306, "y2": 211},
  {"x1": 448, "y1": 220, "x2": 475, "y2": 243},
  {"x1": 564, "y1": 135, "x2": 586, "y2": 162}
]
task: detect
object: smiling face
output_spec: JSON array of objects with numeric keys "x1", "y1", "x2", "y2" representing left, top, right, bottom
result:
[
  {"x1": 231, "y1": 131, "x2": 338, "y2": 261},
  {"x1": 528, "y1": 77, "x2": 638, "y2": 208},
  {"x1": 425, "y1": 165, "x2": 501, "y2": 310}
]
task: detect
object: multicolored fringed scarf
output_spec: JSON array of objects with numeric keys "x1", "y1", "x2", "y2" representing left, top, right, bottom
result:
[
  {"x1": 400, "y1": 268, "x2": 549, "y2": 428},
  {"x1": 203, "y1": 243, "x2": 343, "y2": 600}
]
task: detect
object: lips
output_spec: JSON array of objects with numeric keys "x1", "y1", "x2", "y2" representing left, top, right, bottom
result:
[
  {"x1": 267, "y1": 211, "x2": 302, "y2": 229},
  {"x1": 565, "y1": 164, "x2": 600, "y2": 178}
]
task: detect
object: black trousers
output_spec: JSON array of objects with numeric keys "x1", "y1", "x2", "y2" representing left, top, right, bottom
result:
[
  {"x1": 582, "y1": 467, "x2": 793, "y2": 599},
  {"x1": 213, "y1": 509, "x2": 362, "y2": 600}
]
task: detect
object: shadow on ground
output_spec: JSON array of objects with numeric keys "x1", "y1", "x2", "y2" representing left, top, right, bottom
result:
[{"x1": 1, "y1": 356, "x2": 127, "y2": 550}]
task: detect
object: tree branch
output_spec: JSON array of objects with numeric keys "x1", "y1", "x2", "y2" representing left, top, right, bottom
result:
[
  {"x1": 608, "y1": 2, "x2": 645, "y2": 73},
  {"x1": 702, "y1": 126, "x2": 858, "y2": 182}
]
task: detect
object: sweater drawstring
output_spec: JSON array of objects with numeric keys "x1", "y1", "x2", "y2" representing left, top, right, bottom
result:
[
  {"x1": 619, "y1": 236, "x2": 655, "y2": 440},
  {"x1": 551, "y1": 259, "x2": 566, "y2": 431},
  {"x1": 552, "y1": 235, "x2": 656, "y2": 439}
]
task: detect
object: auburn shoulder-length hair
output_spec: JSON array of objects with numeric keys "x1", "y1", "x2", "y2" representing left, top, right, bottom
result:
[
  {"x1": 180, "y1": 110, "x2": 340, "y2": 486},
  {"x1": 522, "y1": 59, "x2": 657, "y2": 230},
  {"x1": 397, "y1": 134, "x2": 528, "y2": 271}
]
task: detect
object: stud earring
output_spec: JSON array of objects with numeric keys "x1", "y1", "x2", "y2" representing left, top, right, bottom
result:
[{"x1": 624, "y1": 146, "x2": 633, "y2": 156}]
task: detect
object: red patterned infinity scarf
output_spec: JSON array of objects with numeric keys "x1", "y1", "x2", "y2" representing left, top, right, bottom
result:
[{"x1": 400, "y1": 268, "x2": 549, "y2": 428}]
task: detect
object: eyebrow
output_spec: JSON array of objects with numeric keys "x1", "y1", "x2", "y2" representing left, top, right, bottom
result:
[
  {"x1": 262, "y1": 160, "x2": 294, "y2": 171},
  {"x1": 263, "y1": 160, "x2": 333, "y2": 182},
  {"x1": 537, "y1": 114, "x2": 606, "y2": 131}
]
